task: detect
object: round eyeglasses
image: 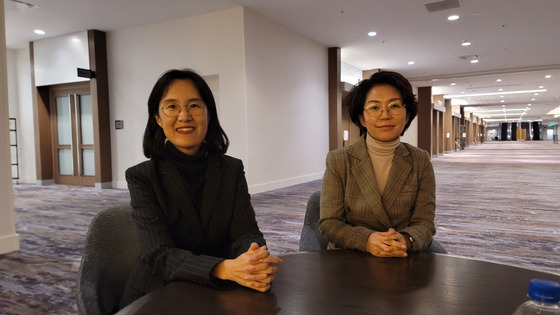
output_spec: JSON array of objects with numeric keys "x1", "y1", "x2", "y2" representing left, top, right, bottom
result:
[
  {"x1": 161, "y1": 101, "x2": 206, "y2": 118},
  {"x1": 364, "y1": 102, "x2": 406, "y2": 117}
]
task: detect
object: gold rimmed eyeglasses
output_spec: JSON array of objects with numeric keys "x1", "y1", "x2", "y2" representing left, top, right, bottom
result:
[
  {"x1": 161, "y1": 101, "x2": 206, "y2": 118},
  {"x1": 364, "y1": 102, "x2": 406, "y2": 117}
]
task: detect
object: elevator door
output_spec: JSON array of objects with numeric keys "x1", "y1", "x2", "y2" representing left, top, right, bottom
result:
[{"x1": 51, "y1": 85, "x2": 95, "y2": 186}]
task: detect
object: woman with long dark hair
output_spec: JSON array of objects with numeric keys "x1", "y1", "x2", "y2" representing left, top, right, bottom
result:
[{"x1": 120, "y1": 69, "x2": 281, "y2": 308}]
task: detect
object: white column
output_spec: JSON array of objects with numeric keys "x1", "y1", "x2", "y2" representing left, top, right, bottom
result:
[{"x1": 0, "y1": 4, "x2": 20, "y2": 254}]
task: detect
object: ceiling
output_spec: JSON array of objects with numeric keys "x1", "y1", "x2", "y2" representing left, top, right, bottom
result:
[{"x1": 4, "y1": 0, "x2": 560, "y2": 127}]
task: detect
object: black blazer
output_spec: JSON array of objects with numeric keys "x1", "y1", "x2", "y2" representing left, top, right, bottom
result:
[{"x1": 120, "y1": 153, "x2": 265, "y2": 307}]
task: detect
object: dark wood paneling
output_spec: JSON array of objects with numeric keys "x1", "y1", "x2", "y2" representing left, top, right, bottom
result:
[
  {"x1": 88, "y1": 30, "x2": 112, "y2": 185},
  {"x1": 417, "y1": 86, "x2": 433, "y2": 153},
  {"x1": 328, "y1": 47, "x2": 341, "y2": 151},
  {"x1": 30, "y1": 42, "x2": 54, "y2": 181}
]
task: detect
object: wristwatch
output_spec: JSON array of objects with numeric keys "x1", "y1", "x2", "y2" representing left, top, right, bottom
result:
[{"x1": 404, "y1": 234, "x2": 414, "y2": 250}]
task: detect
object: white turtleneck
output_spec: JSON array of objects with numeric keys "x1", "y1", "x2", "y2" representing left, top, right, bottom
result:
[{"x1": 365, "y1": 133, "x2": 400, "y2": 195}]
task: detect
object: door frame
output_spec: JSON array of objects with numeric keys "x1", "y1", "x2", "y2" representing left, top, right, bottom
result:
[
  {"x1": 31, "y1": 30, "x2": 112, "y2": 188},
  {"x1": 50, "y1": 82, "x2": 95, "y2": 186}
]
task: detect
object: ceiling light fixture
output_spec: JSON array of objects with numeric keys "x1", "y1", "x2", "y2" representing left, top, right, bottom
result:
[
  {"x1": 448, "y1": 15, "x2": 459, "y2": 21},
  {"x1": 470, "y1": 59, "x2": 479, "y2": 63},
  {"x1": 445, "y1": 88, "x2": 547, "y2": 98},
  {"x1": 368, "y1": 31, "x2": 377, "y2": 37},
  {"x1": 461, "y1": 41, "x2": 471, "y2": 46},
  {"x1": 34, "y1": 29, "x2": 46, "y2": 35},
  {"x1": 408, "y1": 61, "x2": 415, "y2": 65}
]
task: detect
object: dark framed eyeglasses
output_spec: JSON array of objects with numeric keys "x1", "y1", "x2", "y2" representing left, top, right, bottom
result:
[{"x1": 161, "y1": 101, "x2": 206, "y2": 118}]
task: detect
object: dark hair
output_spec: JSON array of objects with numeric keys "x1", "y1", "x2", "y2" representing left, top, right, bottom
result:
[
  {"x1": 142, "y1": 69, "x2": 229, "y2": 158},
  {"x1": 344, "y1": 71, "x2": 419, "y2": 136}
]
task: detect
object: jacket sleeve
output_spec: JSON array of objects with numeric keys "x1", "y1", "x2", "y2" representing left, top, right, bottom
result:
[
  {"x1": 126, "y1": 163, "x2": 224, "y2": 287},
  {"x1": 319, "y1": 150, "x2": 374, "y2": 252}
]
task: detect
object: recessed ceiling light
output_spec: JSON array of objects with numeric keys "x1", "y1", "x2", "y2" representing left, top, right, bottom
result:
[
  {"x1": 501, "y1": 100, "x2": 505, "y2": 103},
  {"x1": 408, "y1": 61, "x2": 415, "y2": 65},
  {"x1": 545, "y1": 75, "x2": 552, "y2": 79},
  {"x1": 448, "y1": 15, "x2": 460, "y2": 21},
  {"x1": 368, "y1": 31, "x2": 377, "y2": 37},
  {"x1": 461, "y1": 41, "x2": 471, "y2": 46},
  {"x1": 496, "y1": 79, "x2": 502, "y2": 82},
  {"x1": 450, "y1": 83, "x2": 456, "y2": 86},
  {"x1": 539, "y1": 86, "x2": 544, "y2": 89},
  {"x1": 534, "y1": 93, "x2": 539, "y2": 96},
  {"x1": 498, "y1": 88, "x2": 503, "y2": 91},
  {"x1": 34, "y1": 29, "x2": 46, "y2": 35},
  {"x1": 470, "y1": 59, "x2": 479, "y2": 63}
]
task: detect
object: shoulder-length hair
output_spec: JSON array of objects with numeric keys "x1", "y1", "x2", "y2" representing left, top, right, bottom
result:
[
  {"x1": 344, "y1": 71, "x2": 419, "y2": 136},
  {"x1": 143, "y1": 69, "x2": 229, "y2": 158}
]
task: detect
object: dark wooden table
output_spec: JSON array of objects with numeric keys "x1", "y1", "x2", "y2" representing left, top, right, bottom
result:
[{"x1": 117, "y1": 250, "x2": 560, "y2": 314}]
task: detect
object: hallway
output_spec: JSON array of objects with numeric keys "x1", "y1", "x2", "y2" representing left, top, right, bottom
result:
[{"x1": 431, "y1": 140, "x2": 560, "y2": 274}]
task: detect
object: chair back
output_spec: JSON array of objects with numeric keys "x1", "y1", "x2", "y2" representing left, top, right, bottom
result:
[
  {"x1": 76, "y1": 205, "x2": 140, "y2": 315},
  {"x1": 299, "y1": 191, "x2": 328, "y2": 251}
]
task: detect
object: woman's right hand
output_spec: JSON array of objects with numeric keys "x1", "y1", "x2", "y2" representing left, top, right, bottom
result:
[{"x1": 212, "y1": 242, "x2": 283, "y2": 292}]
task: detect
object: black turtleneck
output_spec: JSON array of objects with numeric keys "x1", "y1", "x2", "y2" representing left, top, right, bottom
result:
[{"x1": 164, "y1": 141, "x2": 209, "y2": 214}]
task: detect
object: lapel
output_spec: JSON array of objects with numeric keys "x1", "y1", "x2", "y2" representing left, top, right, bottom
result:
[
  {"x1": 199, "y1": 154, "x2": 223, "y2": 231},
  {"x1": 157, "y1": 158, "x2": 204, "y2": 236},
  {"x1": 350, "y1": 137, "x2": 392, "y2": 228},
  {"x1": 382, "y1": 143, "x2": 412, "y2": 211}
]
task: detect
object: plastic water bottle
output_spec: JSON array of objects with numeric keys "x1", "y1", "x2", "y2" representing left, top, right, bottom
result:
[{"x1": 512, "y1": 279, "x2": 560, "y2": 314}]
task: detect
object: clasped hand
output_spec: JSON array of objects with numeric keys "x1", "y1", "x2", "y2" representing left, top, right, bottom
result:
[
  {"x1": 213, "y1": 242, "x2": 283, "y2": 292},
  {"x1": 365, "y1": 228, "x2": 408, "y2": 258}
]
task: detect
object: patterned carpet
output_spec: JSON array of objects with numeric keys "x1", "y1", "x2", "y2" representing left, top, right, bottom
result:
[{"x1": 1, "y1": 140, "x2": 559, "y2": 314}]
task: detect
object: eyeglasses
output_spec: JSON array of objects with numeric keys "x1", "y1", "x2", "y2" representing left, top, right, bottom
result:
[
  {"x1": 161, "y1": 101, "x2": 206, "y2": 118},
  {"x1": 363, "y1": 102, "x2": 406, "y2": 117}
]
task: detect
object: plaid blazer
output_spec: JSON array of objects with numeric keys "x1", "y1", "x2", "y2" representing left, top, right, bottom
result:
[
  {"x1": 319, "y1": 136, "x2": 436, "y2": 252},
  {"x1": 120, "y1": 154, "x2": 265, "y2": 308}
]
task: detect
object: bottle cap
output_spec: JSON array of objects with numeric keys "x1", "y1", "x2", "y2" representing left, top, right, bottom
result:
[{"x1": 528, "y1": 279, "x2": 560, "y2": 303}]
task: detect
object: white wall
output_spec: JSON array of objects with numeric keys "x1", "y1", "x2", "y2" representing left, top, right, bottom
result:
[
  {"x1": 7, "y1": 47, "x2": 36, "y2": 184},
  {"x1": 107, "y1": 8, "x2": 248, "y2": 189},
  {"x1": 1, "y1": 4, "x2": 20, "y2": 255},
  {"x1": 108, "y1": 7, "x2": 329, "y2": 192},
  {"x1": 33, "y1": 31, "x2": 90, "y2": 86},
  {"x1": 243, "y1": 8, "x2": 328, "y2": 192}
]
